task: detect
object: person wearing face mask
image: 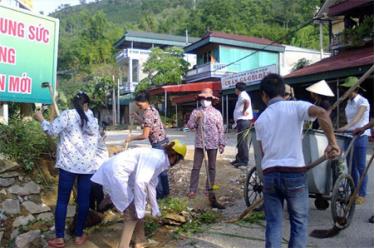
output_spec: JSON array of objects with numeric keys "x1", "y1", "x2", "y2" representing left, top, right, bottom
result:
[{"x1": 186, "y1": 88, "x2": 225, "y2": 208}]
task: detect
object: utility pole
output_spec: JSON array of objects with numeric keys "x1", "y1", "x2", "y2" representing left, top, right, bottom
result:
[
  {"x1": 112, "y1": 75, "x2": 116, "y2": 126},
  {"x1": 117, "y1": 78, "x2": 121, "y2": 124},
  {"x1": 319, "y1": 21, "x2": 324, "y2": 59}
]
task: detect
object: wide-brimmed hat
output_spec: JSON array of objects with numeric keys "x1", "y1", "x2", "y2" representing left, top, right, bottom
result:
[
  {"x1": 197, "y1": 88, "x2": 219, "y2": 100},
  {"x1": 306, "y1": 80, "x2": 335, "y2": 97},
  {"x1": 341, "y1": 76, "x2": 366, "y2": 92}
]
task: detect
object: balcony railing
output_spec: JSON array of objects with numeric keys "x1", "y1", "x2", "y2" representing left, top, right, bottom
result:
[
  {"x1": 116, "y1": 48, "x2": 152, "y2": 62},
  {"x1": 185, "y1": 63, "x2": 228, "y2": 77}
]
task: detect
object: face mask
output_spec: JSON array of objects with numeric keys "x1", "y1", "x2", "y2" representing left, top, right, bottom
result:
[{"x1": 200, "y1": 100, "x2": 212, "y2": 108}]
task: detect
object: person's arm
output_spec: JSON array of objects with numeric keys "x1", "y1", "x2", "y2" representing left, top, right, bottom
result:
[
  {"x1": 147, "y1": 175, "x2": 161, "y2": 217},
  {"x1": 353, "y1": 118, "x2": 374, "y2": 135},
  {"x1": 337, "y1": 106, "x2": 366, "y2": 132},
  {"x1": 243, "y1": 99, "x2": 250, "y2": 116},
  {"x1": 187, "y1": 110, "x2": 198, "y2": 130},
  {"x1": 130, "y1": 112, "x2": 143, "y2": 124},
  {"x1": 308, "y1": 106, "x2": 340, "y2": 158},
  {"x1": 127, "y1": 111, "x2": 152, "y2": 142},
  {"x1": 34, "y1": 110, "x2": 68, "y2": 137},
  {"x1": 127, "y1": 127, "x2": 150, "y2": 142}
]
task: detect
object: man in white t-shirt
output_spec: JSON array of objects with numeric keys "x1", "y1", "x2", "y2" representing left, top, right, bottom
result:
[
  {"x1": 231, "y1": 82, "x2": 253, "y2": 167},
  {"x1": 255, "y1": 74, "x2": 340, "y2": 248}
]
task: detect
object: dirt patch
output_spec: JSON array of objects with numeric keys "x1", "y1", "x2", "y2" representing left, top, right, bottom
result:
[{"x1": 72, "y1": 147, "x2": 247, "y2": 248}]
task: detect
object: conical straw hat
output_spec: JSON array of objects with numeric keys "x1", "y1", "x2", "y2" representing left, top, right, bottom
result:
[{"x1": 306, "y1": 80, "x2": 335, "y2": 97}]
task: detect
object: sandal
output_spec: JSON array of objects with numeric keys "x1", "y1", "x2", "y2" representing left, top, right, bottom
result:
[
  {"x1": 75, "y1": 234, "x2": 88, "y2": 245},
  {"x1": 48, "y1": 238, "x2": 65, "y2": 248}
]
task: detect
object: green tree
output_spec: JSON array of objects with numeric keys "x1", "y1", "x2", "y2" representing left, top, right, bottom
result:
[{"x1": 136, "y1": 47, "x2": 189, "y2": 92}]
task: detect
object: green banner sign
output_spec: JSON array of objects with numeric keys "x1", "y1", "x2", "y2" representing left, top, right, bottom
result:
[{"x1": 0, "y1": 5, "x2": 59, "y2": 104}]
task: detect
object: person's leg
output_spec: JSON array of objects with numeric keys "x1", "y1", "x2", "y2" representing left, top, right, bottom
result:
[
  {"x1": 120, "y1": 203, "x2": 140, "y2": 248},
  {"x1": 283, "y1": 173, "x2": 308, "y2": 248},
  {"x1": 74, "y1": 173, "x2": 93, "y2": 239},
  {"x1": 159, "y1": 171, "x2": 170, "y2": 197},
  {"x1": 355, "y1": 136, "x2": 368, "y2": 197},
  {"x1": 55, "y1": 169, "x2": 76, "y2": 239},
  {"x1": 189, "y1": 148, "x2": 204, "y2": 195},
  {"x1": 90, "y1": 182, "x2": 104, "y2": 212},
  {"x1": 133, "y1": 219, "x2": 146, "y2": 247},
  {"x1": 263, "y1": 173, "x2": 283, "y2": 248},
  {"x1": 205, "y1": 149, "x2": 218, "y2": 191},
  {"x1": 236, "y1": 120, "x2": 250, "y2": 165}
]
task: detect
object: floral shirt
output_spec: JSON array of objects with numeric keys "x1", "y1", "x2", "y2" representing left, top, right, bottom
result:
[
  {"x1": 187, "y1": 106, "x2": 225, "y2": 149},
  {"x1": 143, "y1": 106, "x2": 167, "y2": 145},
  {"x1": 41, "y1": 109, "x2": 100, "y2": 174}
]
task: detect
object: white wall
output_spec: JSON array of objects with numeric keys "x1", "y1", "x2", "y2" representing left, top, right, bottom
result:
[{"x1": 280, "y1": 45, "x2": 330, "y2": 76}]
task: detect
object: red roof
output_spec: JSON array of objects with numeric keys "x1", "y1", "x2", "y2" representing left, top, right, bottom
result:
[
  {"x1": 203, "y1": 31, "x2": 282, "y2": 47},
  {"x1": 285, "y1": 46, "x2": 373, "y2": 79},
  {"x1": 148, "y1": 81, "x2": 221, "y2": 96},
  {"x1": 328, "y1": 0, "x2": 372, "y2": 16}
]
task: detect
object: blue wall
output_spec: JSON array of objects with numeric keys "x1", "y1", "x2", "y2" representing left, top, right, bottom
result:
[{"x1": 219, "y1": 45, "x2": 278, "y2": 72}]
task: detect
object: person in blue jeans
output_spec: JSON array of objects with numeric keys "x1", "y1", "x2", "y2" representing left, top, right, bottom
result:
[
  {"x1": 34, "y1": 92, "x2": 100, "y2": 247},
  {"x1": 255, "y1": 74, "x2": 340, "y2": 248},
  {"x1": 338, "y1": 76, "x2": 371, "y2": 205},
  {"x1": 127, "y1": 92, "x2": 170, "y2": 199}
]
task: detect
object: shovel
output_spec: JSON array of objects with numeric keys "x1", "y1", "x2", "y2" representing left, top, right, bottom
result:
[{"x1": 41, "y1": 82, "x2": 60, "y2": 117}]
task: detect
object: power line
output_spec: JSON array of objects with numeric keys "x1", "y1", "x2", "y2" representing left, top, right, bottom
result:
[{"x1": 212, "y1": 18, "x2": 315, "y2": 72}]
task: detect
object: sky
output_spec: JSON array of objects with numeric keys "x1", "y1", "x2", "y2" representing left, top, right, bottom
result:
[{"x1": 32, "y1": 0, "x2": 95, "y2": 14}]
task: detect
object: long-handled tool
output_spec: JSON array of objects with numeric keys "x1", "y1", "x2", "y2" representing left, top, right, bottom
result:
[
  {"x1": 229, "y1": 155, "x2": 327, "y2": 223},
  {"x1": 310, "y1": 154, "x2": 374, "y2": 238},
  {"x1": 41, "y1": 82, "x2": 60, "y2": 117},
  {"x1": 124, "y1": 118, "x2": 133, "y2": 150},
  {"x1": 199, "y1": 112, "x2": 225, "y2": 209}
]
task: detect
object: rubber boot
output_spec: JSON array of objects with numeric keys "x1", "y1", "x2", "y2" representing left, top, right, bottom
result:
[{"x1": 208, "y1": 192, "x2": 225, "y2": 209}]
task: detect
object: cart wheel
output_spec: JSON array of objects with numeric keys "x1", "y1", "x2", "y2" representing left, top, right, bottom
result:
[
  {"x1": 331, "y1": 174, "x2": 356, "y2": 229},
  {"x1": 314, "y1": 196, "x2": 329, "y2": 210},
  {"x1": 244, "y1": 166, "x2": 263, "y2": 208}
]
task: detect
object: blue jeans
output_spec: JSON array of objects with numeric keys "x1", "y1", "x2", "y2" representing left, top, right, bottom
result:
[
  {"x1": 346, "y1": 135, "x2": 368, "y2": 197},
  {"x1": 263, "y1": 172, "x2": 308, "y2": 248},
  {"x1": 55, "y1": 169, "x2": 93, "y2": 238},
  {"x1": 152, "y1": 138, "x2": 170, "y2": 199}
]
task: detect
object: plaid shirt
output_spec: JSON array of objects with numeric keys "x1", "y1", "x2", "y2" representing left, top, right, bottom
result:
[{"x1": 187, "y1": 106, "x2": 225, "y2": 149}]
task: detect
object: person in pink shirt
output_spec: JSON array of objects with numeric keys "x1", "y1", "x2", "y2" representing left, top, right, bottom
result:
[{"x1": 186, "y1": 88, "x2": 225, "y2": 209}]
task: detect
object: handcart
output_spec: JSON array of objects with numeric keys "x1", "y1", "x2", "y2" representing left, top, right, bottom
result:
[{"x1": 244, "y1": 128, "x2": 357, "y2": 228}]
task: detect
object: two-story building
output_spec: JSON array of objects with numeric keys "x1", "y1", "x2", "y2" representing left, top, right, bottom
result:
[
  {"x1": 285, "y1": 0, "x2": 373, "y2": 127},
  {"x1": 114, "y1": 30, "x2": 198, "y2": 93},
  {"x1": 112, "y1": 30, "x2": 198, "y2": 124},
  {"x1": 182, "y1": 31, "x2": 285, "y2": 127},
  {"x1": 148, "y1": 31, "x2": 330, "y2": 128}
]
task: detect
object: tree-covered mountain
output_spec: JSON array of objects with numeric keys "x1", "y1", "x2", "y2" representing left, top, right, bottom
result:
[{"x1": 52, "y1": 0, "x2": 328, "y2": 98}]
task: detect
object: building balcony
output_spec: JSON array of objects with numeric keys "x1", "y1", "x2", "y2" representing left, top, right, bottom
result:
[
  {"x1": 184, "y1": 63, "x2": 230, "y2": 83},
  {"x1": 121, "y1": 81, "x2": 139, "y2": 94},
  {"x1": 116, "y1": 48, "x2": 152, "y2": 63}
]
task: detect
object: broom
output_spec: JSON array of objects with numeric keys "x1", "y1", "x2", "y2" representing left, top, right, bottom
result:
[{"x1": 199, "y1": 112, "x2": 224, "y2": 209}]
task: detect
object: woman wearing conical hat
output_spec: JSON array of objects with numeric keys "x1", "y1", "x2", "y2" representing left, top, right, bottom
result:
[{"x1": 306, "y1": 80, "x2": 335, "y2": 129}]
